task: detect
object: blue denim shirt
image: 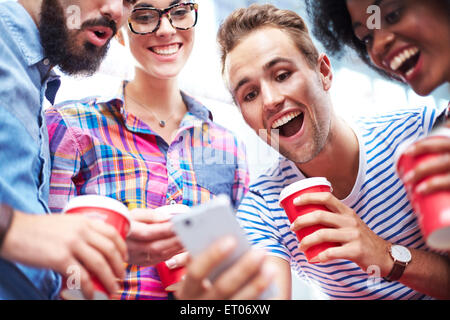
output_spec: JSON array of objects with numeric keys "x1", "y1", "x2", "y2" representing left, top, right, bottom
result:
[{"x1": 0, "y1": 1, "x2": 61, "y2": 299}]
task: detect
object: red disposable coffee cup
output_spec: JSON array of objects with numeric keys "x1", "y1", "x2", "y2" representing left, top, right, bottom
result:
[
  {"x1": 279, "y1": 177, "x2": 338, "y2": 262},
  {"x1": 60, "y1": 195, "x2": 131, "y2": 300},
  {"x1": 154, "y1": 204, "x2": 190, "y2": 292},
  {"x1": 395, "y1": 128, "x2": 450, "y2": 250}
]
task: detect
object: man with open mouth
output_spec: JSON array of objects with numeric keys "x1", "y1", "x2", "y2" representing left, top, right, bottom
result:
[
  {"x1": 218, "y1": 4, "x2": 450, "y2": 300},
  {"x1": 0, "y1": 0, "x2": 136, "y2": 300}
]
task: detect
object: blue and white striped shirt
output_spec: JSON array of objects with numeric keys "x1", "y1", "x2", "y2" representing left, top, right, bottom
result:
[{"x1": 237, "y1": 106, "x2": 445, "y2": 300}]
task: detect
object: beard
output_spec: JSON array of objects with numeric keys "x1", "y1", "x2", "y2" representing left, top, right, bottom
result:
[{"x1": 38, "y1": 0, "x2": 117, "y2": 76}]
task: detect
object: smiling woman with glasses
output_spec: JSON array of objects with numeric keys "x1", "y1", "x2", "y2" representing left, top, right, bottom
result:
[
  {"x1": 128, "y1": 2, "x2": 198, "y2": 34},
  {"x1": 45, "y1": 0, "x2": 250, "y2": 301}
]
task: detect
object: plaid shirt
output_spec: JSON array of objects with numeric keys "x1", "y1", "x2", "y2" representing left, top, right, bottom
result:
[{"x1": 45, "y1": 83, "x2": 249, "y2": 300}]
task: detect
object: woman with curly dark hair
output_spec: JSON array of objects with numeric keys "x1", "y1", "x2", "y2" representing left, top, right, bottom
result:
[{"x1": 306, "y1": 0, "x2": 450, "y2": 97}]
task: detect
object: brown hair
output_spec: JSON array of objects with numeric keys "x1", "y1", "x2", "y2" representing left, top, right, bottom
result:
[{"x1": 217, "y1": 3, "x2": 319, "y2": 75}]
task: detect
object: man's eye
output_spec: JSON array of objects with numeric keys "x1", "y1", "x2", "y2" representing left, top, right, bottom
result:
[
  {"x1": 244, "y1": 90, "x2": 258, "y2": 102},
  {"x1": 276, "y1": 72, "x2": 290, "y2": 82}
]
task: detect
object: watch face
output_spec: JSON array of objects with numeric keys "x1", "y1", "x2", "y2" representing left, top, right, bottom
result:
[{"x1": 391, "y1": 245, "x2": 412, "y2": 263}]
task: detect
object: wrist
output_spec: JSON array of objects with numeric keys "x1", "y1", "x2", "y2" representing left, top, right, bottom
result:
[{"x1": 0, "y1": 204, "x2": 15, "y2": 255}]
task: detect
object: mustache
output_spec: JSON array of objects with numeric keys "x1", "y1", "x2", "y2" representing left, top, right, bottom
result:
[{"x1": 81, "y1": 16, "x2": 118, "y2": 36}]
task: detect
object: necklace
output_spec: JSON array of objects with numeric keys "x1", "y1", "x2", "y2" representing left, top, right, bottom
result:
[{"x1": 125, "y1": 92, "x2": 174, "y2": 128}]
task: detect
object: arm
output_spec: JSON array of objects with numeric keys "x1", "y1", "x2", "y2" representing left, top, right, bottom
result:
[
  {"x1": 267, "y1": 256, "x2": 292, "y2": 299},
  {"x1": 292, "y1": 192, "x2": 450, "y2": 299},
  {"x1": 0, "y1": 207, "x2": 127, "y2": 300}
]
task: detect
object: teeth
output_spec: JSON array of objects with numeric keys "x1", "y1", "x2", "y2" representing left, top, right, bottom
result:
[
  {"x1": 389, "y1": 47, "x2": 419, "y2": 71},
  {"x1": 272, "y1": 111, "x2": 301, "y2": 129},
  {"x1": 151, "y1": 44, "x2": 180, "y2": 56}
]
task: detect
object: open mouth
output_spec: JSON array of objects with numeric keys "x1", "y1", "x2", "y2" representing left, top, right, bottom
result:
[
  {"x1": 387, "y1": 46, "x2": 421, "y2": 79},
  {"x1": 149, "y1": 43, "x2": 182, "y2": 56},
  {"x1": 85, "y1": 27, "x2": 113, "y2": 47},
  {"x1": 271, "y1": 111, "x2": 304, "y2": 138}
]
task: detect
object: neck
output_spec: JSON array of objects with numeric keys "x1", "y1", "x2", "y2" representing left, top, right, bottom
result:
[
  {"x1": 18, "y1": 0, "x2": 42, "y2": 26},
  {"x1": 296, "y1": 116, "x2": 360, "y2": 200},
  {"x1": 126, "y1": 67, "x2": 184, "y2": 116}
]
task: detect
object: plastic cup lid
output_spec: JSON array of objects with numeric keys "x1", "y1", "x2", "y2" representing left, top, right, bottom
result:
[
  {"x1": 279, "y1": 177, "x2": 331, "y2": 204},
  {"x1": 63, "y1": 195, "x2": 130, "y2": 223}
]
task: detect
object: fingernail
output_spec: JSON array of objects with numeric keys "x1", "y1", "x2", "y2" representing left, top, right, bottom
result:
[
  {"x1": 403, "y1": 171, "x2": 414, "y2": 183},
  {"x1": 293, "y1": 196, "x2": 302, "y2": 205},
  {"x1": 415, "y1": 182, "x2": 427, "y2": 194},
  {"x1": 165, "y1": 258, "x2": 177, "y2": 269},
  {"x1": 220, "y1": 236, "x2": 236, "y2": 252},
  {"x1": 309, "y1": 256, "x2": 320, "y2": 264}
]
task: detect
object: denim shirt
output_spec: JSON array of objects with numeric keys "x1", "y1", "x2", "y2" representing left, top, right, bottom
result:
[{"x1": 0, "y1": 1, "x2": 61, "y2": 299}]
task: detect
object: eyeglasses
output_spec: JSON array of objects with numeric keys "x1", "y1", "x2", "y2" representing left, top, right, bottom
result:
[{"x1": 128, "y1": 2, "x2": 198, "y2": 35}]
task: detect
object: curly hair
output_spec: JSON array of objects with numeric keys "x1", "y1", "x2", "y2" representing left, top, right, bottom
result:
[
  {"x1": 217, "y1": 3, "x2": 319, "y2": 76},
  {"x1": 304, "y1": 0, "x2": 392, "y2": 79}
]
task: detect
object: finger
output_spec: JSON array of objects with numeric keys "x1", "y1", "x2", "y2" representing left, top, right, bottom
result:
[
  {"x1": 204, "y1": 248, "x2": 266, "y2": 300},
  {"x1": 406, "y1": 137, "x2": 450, "y2": 157},
  {"x1": 62, "y1": 261, "x2": 95, "y2": 300},
  {"x1": 415, "y1": 173, "x2": 450, "y2": 195},
  {"x1": 404, "y1": 153, "x2": 450, "y2": 184},
  {"x1": 165, "y1": 252, "x2": 190, "y2": 269},
  {"x1": 298, "y1": 228, "x2": 355, "y2": 252},
  {"x1": 310, "y1": 243, "x2": 355, "y2": 264},
  {"x1": 89, "y1": 220, "x2": 128, "y2": 261},
  {"x1": 84, "y1": 224, "x2": 126, "y2": 279},
  {"x1": 128, "y1": 220, "x2": 175, "y2": 241},
  {"x1": 231, "y1": 263, "x2": 276, "y2": 300},
  {"x1": 293, "y1": 192, "x2": 348, "y2": 215},
  {"x1": 178, "y1": 236, "x2": 237, "y2": 299},
  {"x1": 73, "y1": 242, "x2": 120, "y2": 296},
  {"x1": 130, "y1": 209, "x2": 171, "y2": 224},
  {"x1": 148, "y1": 236, "x2": 184, "y2": 257},
  {"x1": 290, "y1": 210, "x2": 353, "y2": 232}
]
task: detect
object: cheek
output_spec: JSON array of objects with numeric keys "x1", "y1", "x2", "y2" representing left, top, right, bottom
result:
[{"x1": 241, "y1": 107, "x2": 263, "y2": 132}]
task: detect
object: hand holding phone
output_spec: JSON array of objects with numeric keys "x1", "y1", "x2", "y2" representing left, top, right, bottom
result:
[{"x1": 172, "y1": 195, "x2": 277, "y2": 299}]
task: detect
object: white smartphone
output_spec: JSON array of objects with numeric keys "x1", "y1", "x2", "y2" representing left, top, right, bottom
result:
[{"x1": 172, "y1": 195, "x2": 277, "y2": 299}]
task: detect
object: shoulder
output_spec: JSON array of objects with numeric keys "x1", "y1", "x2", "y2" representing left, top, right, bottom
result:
[
  {"x1": 45, "y1": 96, "x2": 112, "y2": 126},
  {"x1": 353, "y1": 106, "x2": 440, "y2": 135},
  {"x1": 245, "y1": 157, "x2": 300, "y2": 205}
]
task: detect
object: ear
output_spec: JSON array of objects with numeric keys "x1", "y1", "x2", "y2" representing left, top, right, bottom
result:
[
  {"x1": 317, "y1": 53, "x2": 333, "y2": 91},
  {"x1": 116, "y1": 28, "x2": 126, "y2": 47}
]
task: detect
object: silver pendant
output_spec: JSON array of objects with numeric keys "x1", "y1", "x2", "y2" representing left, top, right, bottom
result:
[{"x1": 159, "y1": 120, "x2": 166, "y2": 127}]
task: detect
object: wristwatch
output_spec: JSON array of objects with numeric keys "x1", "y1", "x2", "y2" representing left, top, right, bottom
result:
[
  {"x1": 384, "y1": 244, "x2": 412, "y2": 282},
  {"x1": 0, "y1": 204, "x2": 15, "y2": 251}
]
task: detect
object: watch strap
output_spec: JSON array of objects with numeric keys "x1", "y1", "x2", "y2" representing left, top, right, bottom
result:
[
  {"x1": 384, "y1": 260, "x2": 407, "y2": 282},
  {"x1": 0, "y1": 204, "x2": 15, "y2": 251}
]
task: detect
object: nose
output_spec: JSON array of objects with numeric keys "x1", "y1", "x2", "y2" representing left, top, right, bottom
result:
[
  {"x1": 371, "y1": 28, "x2": 395, "y2": 61},
  {"x1": 261, "y1": 82, "x2": 284, "y2": 114},
  {"x1": 155, "y1": 15, "x2": 177, "y2": 37},
  {"x1": 99, "y1": 0, "x2": 124, "y2": 25}
]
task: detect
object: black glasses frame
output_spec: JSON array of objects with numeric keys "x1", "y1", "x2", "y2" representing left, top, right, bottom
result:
[{"x1": 128, "y1": 2, "x2": 198, "y2": 35}]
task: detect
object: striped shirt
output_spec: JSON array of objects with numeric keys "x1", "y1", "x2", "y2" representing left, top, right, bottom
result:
[
  {"x1": 45, "y1": 83, "x2": 249, "y2": 300},
  {"x1": 237, "y1": 106, "x2": 445, "y2": 300}
]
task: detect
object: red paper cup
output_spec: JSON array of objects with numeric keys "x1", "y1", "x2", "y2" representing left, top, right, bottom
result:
[
  {"x1": 279, "y1": 177, "x2": 338, "y2": 262},
  {"x1": 395, "y1": 129, "x2": 450, "y2": 250},
  {"x1": 60, "y1": 195, "x2": 130, "y2": 300},
  {"x1": 153, "y1": 204, "x2": 190, "y2": 292}
]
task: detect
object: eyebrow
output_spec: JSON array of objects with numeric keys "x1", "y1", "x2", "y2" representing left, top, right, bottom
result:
[
  {"x1": 352, "y1": 0, "x2": 384, "y2": 30},
  {"x1": 134, "y1": 0, "x2": 181, "y2": 9},
  {"x1": 232, "y1": 57, "x2": 293, "y2": 96}
]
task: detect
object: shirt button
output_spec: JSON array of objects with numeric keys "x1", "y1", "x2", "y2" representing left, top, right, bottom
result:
[
  {"x1": 43, "y1": 58, "x2": 50, "y2": 66},
  {"x1": 179, "y1": 136, "x2": 184, "y2": 142},
  {"x1": 170, "y1": 200, "x2": 177, "y2": 205}
]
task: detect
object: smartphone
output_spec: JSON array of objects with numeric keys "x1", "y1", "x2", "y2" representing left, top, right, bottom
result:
[{"x1": 172, "y1": 194, "x2": 277, "y2": 299}]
